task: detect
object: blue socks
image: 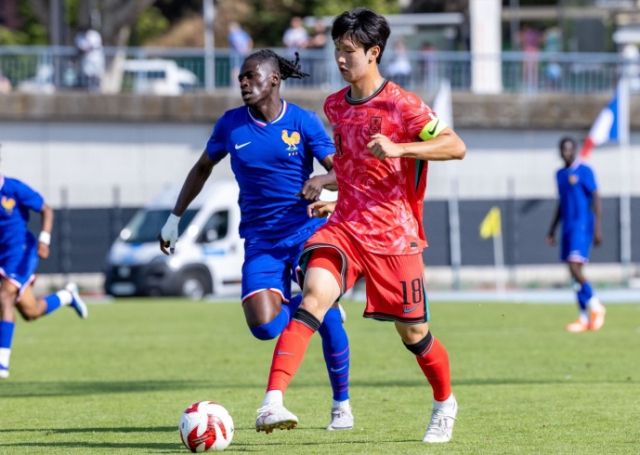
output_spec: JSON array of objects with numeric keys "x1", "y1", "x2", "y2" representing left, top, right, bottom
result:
[
  {"x1": 318, "y1": 307, "x2": 350, "y2": 402},
  {"x1": 44, "y1": 293, "x2": 62, "y2": 315},
  {"x1": 249, "y1": 295, "x2": 303, "y2": 341},
  {"x1": 575, "y1": 282, "x2": 594, "y2": 311},
  {"x1": 0, "y1": 321, "x2": 15, "y2": 367}
]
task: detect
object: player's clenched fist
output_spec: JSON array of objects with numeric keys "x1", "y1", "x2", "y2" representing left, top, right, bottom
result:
[
  {"x1": 158, "y1": 213, "x2": 180, "y2": 255},
  {"x1": 307, "y1": 200, "x2": 336, "y2": 219},
  {"x1": 367, "y1": 134, "x2": 404, "y2": 160}
]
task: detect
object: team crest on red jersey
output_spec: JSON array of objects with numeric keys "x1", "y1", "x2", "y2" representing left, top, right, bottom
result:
[{"x1": 369, "y1": 117, "x2": 382, "y2": 135}]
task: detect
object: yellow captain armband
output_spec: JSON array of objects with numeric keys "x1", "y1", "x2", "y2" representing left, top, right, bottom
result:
[{"x1": 418, "y1": 117, "x2": 448, "y2": 141}]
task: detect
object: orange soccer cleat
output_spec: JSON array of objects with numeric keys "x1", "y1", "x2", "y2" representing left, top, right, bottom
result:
[
  {"x1": 566, "y1": 319, "x2": 590, "y2": 333},
  {"x1": 589, "y1": 306, "x2": 606, "y2": 331}
]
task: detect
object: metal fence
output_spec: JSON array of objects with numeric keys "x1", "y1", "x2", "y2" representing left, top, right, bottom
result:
[{"x1": 1, "y1": 45, "x2": 638, "y2": 95}]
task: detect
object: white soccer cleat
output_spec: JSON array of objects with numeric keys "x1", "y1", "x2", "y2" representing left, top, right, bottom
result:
[
  {"x1": 255, "y1": 403, "x2": 298, "y2": 434},
  {"x1": 338, "y1": 304, "x2": 347, "y2": 323},
  {"x1": 66, "y1": 283, "x2": 88, "y2": 319},
  {"x1": 326, "y1": 406, "x2": 354, "y2": 431},
  {"x1": 0, "y1": 366, "x2": 9, "y2": 379},
  {"x1": 423, "y1": 395, "x2": 458, "y2": 443}
]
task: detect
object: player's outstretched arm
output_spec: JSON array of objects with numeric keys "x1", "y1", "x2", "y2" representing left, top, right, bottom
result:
[
  {"x1": 546, "y1": 203, "x2": 561, "y2": 246},
  {"x1": 367, "y1": 128, "x2": 466, "y2": 161},
  {"x1": 37, "y1": 203, "x2": 54, "y2": 259},
  {"x1": 592, "y1": 190, "x2": 602, "y2": 246},
  {"x1": 159, "y1": 151, "x2": 218, "y2": 255}
]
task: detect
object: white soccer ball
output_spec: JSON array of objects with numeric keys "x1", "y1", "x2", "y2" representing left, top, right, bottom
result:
[{"x1": 179, "y1": 401, "x2": 234, "y2": 452}]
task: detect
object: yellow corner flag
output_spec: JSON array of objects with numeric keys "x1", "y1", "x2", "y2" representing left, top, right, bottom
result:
[{"x1": 480, "y1": 206, "x2": 502, "y2": 239}]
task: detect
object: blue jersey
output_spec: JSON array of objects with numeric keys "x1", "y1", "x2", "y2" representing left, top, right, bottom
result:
[
  {"x1": 206, "y1": 100, "x2": 334, "y2": 239},
  {"x1": 0, "y1": 175, "x2": 44, "y2": 250},
  {"x1": 556, "y1": 161, "x2": 597, "y2": 235}
]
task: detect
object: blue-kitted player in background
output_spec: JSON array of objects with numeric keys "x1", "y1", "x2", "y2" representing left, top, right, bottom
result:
[
  {"x1": 158, "y1": 50, "x2": 353, "y2": 431},
  {"x1": 0, "y1": 149, "x2": 88, "y2": 379},
  {"x1": 547, "y1": 137, "x2": 606, "y2": 332}
]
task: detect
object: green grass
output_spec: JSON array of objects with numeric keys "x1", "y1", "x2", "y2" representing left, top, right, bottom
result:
[{"x1": 1, "y1": 299, "x2": 639, "y2": 454}]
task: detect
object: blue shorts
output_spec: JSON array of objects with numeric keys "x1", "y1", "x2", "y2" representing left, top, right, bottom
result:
[
  {"x1": 0, "y1": 234, "x2": 39, "y2": 298},
  {"x1": 241, "y1": 225, "x2": 318, "y2": 303},
  {"x1": 561, "y1": 231, "x2": 592, "y2": 263}
]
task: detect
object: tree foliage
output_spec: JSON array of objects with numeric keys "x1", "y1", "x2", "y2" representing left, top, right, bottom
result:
[
  {"x1": 24, "y1": 0, "x2": 156, "y2": 46},
  {"x1": 219, "y1": 0, "x2": 399, "y2": 47}
]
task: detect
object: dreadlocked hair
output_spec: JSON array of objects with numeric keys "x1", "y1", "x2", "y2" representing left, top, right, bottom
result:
[{"x1": 247, "y1": 50, "x2": 309, "y2": 80}]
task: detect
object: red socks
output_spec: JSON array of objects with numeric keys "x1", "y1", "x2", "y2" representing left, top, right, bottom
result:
[
  {"x1": 415, "y1": 337, "x2": 452, "y2": 402},
  {"x1": 267, "y1": 320, "x2": 315, "y2": 393}
]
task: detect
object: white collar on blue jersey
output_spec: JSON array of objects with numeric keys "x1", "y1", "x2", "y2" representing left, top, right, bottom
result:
[
  {"x1": 569, "y1": 158, "x2": 582, "y2": 171},
  {"x1": 0, "y1": 175, "x2": 4, "y2": 191},
  {"x1": 247, "y1": 100, "x2": 288, "y2": 127}
]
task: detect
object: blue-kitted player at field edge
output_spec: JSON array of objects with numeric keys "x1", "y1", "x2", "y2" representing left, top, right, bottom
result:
[
  {"x1": 157, "y1": 50, "x2": 353, "y2": 430},
  {"x1": 0, "y1": 150, "x2": 87, "y2": 379},
  {"x1": 547, "y1": 137, "x2": 606, "y2": 332}
]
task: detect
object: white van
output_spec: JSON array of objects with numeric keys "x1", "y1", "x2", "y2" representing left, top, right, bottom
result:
[
  {"x1": 104, "y1": 181, "x2": 243, "y2": 299},
  {"x1": 121, "y1": 59, "x2": 198, "y2": 95}
]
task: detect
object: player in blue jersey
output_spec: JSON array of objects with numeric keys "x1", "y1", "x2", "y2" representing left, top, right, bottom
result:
[
  {"x1": 547, "y1": 137, "x2": 606, "y2": 332},
  {"x1": 158, "y1": 50, "x2": 353, "y2": 431},
  {"x1": 0, "y1": 156, "x2": 88, "y2": 379}
]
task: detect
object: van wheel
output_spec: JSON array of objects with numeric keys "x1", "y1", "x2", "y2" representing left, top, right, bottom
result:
[{"x1": 180, "y1": 271, "x2": 209, "y2": 300}]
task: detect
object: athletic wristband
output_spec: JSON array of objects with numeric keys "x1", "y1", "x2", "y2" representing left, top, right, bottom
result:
[
  {"x1": 38, "y1": 231, "x2": 51, "y2": 246},
  {"x1": 167, "y1": 213, "x2": 181, "y2": 228}
]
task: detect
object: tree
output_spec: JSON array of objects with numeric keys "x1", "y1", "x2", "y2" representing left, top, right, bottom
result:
[
  {"x1": 217, "y1": 0, "x2": 399, "y2": 47},
  {"x1": 26, "y1": 0, "x2": 157, "y2": 46}
]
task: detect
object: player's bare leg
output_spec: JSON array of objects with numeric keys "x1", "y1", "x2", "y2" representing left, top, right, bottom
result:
[
  {"x1": 396, "y1": 321, "x2": 457, "y2": 443},
  {"x1": 256, "y1": 267, "x2": 341, "y2": 433},
  {"x1": 15, "y1": 285, "x2": 48, "y2": 321},
  {"x1": 0, "y1": 280, "x2": 19, "y2": 378},
  {"x1": 17, "y1": 283, "x2": 87, "y2": 321}
]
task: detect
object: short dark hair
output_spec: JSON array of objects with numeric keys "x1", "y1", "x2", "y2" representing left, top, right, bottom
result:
[
  {"x1": 331, "y1": 8, "x2": 391, "y2": 64},
  {"x1": 245, "y1": 50, "x2": 309, "y2": 81},
  {"x1": 558, "y1": 136, "x2": 577, "y2": 150}
]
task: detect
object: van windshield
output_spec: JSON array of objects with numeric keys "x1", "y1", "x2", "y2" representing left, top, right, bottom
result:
[{"x1": 121, "y1": 209, "x2": 198, "y2": 243}]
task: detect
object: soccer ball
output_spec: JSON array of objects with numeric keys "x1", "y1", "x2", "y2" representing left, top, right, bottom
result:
[{"x1": 179, "y1": 401, "x2": 234, "y2": 452}]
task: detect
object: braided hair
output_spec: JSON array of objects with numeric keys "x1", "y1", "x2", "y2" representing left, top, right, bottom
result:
[{"x1": 245, "y1": 50, "x2": 309, "y2": 80}]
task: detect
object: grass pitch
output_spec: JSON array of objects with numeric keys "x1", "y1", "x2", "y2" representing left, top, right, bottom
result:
[{"x1": 0, "y1": 299, "x2": 639, "y2": 454}]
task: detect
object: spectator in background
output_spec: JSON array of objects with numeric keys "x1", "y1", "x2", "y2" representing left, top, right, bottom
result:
[
  {"x1": 519, "y1": 24, "x2": 541, "y2": 92},
  {"x1": 229, "y1": 22, "x2": 253, "y2": 82},
  {"x1": 307, "y1": 19, "x2": 329, "y2": 87},
  {"x1": 419, "y1": 42, "x2": 438, "y2": 92},
  {"x1": 74, "y1": 25, "x2": 105, "y2": 92},
  {"x1": 386, "y1": 37, "x2": 412, "y2": 88},
  {"x1": 307, "y1": 20, "x2": 327, "y2": 50},
  {"x1": 543, "y1": 26, "x2": 562, "y2": 89},
  {"x1": 283, "y1": 16, "x2": 309, "y2": 55},
  {"x1": 0, "y1": 70, "x2": 11, "y2": 93}
]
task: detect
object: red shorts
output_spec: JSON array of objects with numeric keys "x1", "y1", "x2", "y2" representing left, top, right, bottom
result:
[{"x1": 300, "y1": 223, "x2": 429, "y2": 324}]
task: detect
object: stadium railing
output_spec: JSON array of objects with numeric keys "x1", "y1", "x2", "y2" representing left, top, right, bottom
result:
[{"x1": 0, "y1": 45, "x2": 637, "y2": 95}]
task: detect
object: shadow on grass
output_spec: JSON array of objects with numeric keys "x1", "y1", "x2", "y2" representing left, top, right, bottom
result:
[
  {"x1": 3, "y1": 376, "x2": 636, "y2": 398},
  {"x1": 0, "y1": 426, "x2": 175, "y2": 433},
  {"x1": 0, "y1": 442, "x2": 181, "y2": 452},
  {"x1": 1, "y1": 379, "x2": 214, "y2": 397}
]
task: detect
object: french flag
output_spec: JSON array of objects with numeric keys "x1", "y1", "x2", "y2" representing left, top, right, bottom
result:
[{"x1": 580, "y1": 91, "x2": 619, "y2": 158}]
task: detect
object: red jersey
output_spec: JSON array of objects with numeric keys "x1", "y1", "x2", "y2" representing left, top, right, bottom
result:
[{"x1": 323, "y1": 80, "x2": 445, "y2": 256}]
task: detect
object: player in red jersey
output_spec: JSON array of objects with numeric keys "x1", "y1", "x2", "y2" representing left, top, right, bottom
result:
[{"x1": 254, "y1": 8, "x2": 466, "y2": 442}]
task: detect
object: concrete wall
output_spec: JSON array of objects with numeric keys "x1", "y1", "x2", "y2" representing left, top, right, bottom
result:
[{"x1": 2, "y1": 122, "x2": 639, "y2": 208}]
